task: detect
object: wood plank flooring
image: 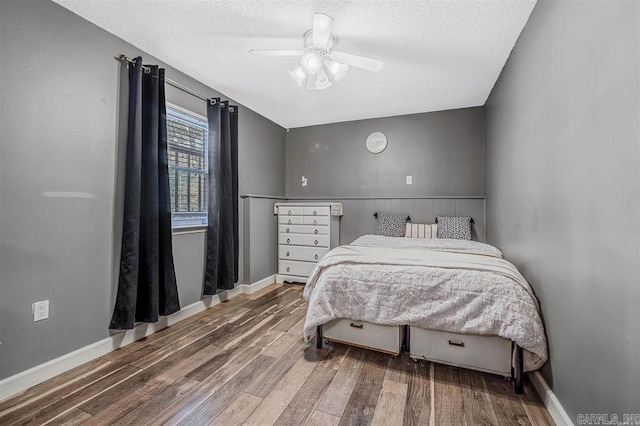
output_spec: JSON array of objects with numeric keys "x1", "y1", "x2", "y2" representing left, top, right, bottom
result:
[{"x1": 0, "y1": 284, "x2": 555, "y2": 425}]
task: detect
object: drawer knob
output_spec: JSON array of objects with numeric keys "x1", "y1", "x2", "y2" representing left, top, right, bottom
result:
[
  {"x1": 313, "y1": 210, "x2": 317, "y2": 215},
  {"x1": 286, "y1": 228, "x2": 290, "y2": 233},
  {"x1": 349, "y1": 323, "x2": 364, "y2": 329},
  {"x1": 314, "y1": 254, "x2": 318, "y2": 260},
  {"x1": 286, "y1": 238, "x2": 290, "y2": 243},
  {"x1": 314, "y1": 240, "x2": 318, "y2": 245},
  {"x1": 286, "y1": 252, "x2": 290, "y2": 257},
  {"x1": 288, "y1": 219, "x2": 292, "y2": 224},
  {"x1": 288, "y1": 210, "x2": 292, "y2": 215},
  {"x1": 286, "y1": 267, "x2": 290, "y2": 272},
  {"x1": 448, "y1": 340, "x2": 465, "y2": 347},
  {"x1": 313, "y1": 220, "x2": 317, "y2": 225},
  {"x1": 314, "y1": 229, "x2": 318, "y2": 234}
]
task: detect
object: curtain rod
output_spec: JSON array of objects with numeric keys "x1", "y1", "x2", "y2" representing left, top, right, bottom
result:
[{"x1": 117, "y1": 54, "x2": 218, "y2": 105}]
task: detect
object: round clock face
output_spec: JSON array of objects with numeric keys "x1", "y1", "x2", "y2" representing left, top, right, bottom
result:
[{"x1": 365, "y1": 131, "x2": 388, "y2": 154}]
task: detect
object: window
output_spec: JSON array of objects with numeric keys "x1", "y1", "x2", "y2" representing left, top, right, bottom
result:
[{"x1": 166, "y1": 105, "x2": 208, "y2": 228}]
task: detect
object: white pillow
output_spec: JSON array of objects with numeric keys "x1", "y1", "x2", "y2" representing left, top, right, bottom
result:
[{"x1": 404, "y1": 223, "x2": 438, "y2": 239}]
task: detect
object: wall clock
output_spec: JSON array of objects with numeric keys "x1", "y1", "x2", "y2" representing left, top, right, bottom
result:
[{"x1": 365, "y1": 131, "x2": 388, "y2": 154}]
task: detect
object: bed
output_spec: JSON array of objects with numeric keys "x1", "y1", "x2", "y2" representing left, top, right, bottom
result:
[{"x1": 302, "y1": 234, "x2": 548, "y2": 394}]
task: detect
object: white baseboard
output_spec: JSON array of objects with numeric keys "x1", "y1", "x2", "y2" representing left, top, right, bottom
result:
[
  {"x1": 530, "y1": 371, "x2": 574, "y2": 426},
  {"x1": 0, "y1": 275, "x2": 277, "y2": 402},
  {"x1": 238, "y1": 274, "x2": 277, "y2": 294}
]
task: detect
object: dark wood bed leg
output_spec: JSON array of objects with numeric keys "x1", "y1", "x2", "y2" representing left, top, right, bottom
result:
[
  {"x1": 514, "y1": 344, "x2": 524, "y2": 394},
  {"x1": 402, "y1": 325, "x2": 410, "y2": 353},
  {"x1": 316, "y1": 325, "x2": 323, "y2": 349}
]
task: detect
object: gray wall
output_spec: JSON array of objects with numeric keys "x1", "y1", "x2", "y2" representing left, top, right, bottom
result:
[
  {"x1": 242, "y1": 197, "x2": 286, "y2": 283},
  {"x1": 286, "y1": 108, "x2": 485, "y2": 198},
  {"x1": 485, "y1": 0, "x2": 639, "y2": 418},
  {"x1": 0, "y1": 0, "x2": 285, "y2": 380}
]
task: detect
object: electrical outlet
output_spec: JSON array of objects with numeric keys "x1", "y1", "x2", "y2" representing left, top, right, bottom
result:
[
  {"x1": 406, "y1": 176, "x2": 413, "y2": 185},
  {"x1": 33, "y1": 300, "x2": 49, "y2": 322}
]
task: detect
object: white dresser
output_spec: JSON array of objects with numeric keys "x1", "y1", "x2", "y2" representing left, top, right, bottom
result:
[{"x1": 274, "y1": 202, "x2": 342, "y2": 284}]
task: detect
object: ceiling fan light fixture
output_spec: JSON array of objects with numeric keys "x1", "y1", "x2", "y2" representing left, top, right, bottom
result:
[
  {"x1": 325, "y1": 60, "x2": 349, "y2": 81},
  {"x1": 250, "y1": 13, "x2": 383, "y2": 91},
  {"x1": 301, "y1": 53, "x2": 322, "y2": 73},
  {"x1": 288, "y1": 66, "x2": 307, "y2": 86}
]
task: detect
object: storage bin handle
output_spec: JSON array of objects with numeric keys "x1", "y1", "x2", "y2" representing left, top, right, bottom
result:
[
  {"x1": 448, "y1": 340, "x2": 465, "y2": 347},
  {"x1": 350, "y1": 323, "x2": 364, "y2": 329}
]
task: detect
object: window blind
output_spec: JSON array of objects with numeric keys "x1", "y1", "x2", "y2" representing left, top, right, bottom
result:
[{"x1": 167, "y1": 106, "x2": 208, "y2": 227}]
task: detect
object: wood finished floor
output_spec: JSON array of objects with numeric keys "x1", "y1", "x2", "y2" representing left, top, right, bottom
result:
[{"x1": 0, "y1": 284, "x2": 555, "y2": 426}]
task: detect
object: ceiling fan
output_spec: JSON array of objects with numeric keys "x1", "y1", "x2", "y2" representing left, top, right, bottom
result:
[{"x1": 249, "y1": 13, "x2": 383, "y2": 90}]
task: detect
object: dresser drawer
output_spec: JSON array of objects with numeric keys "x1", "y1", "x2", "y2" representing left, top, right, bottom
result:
[
  {"x1": 303, "y1": 206, "x2": 330, "y2": 216},
  {"x1": 279, "y1": 225, "x2": 328, "y2": 235},
  {"x1": 279, "y1": 206, "x2": 304, "y2": 216},
  {"x1": 302, "y1": 216, "x2": 329, "y2": 226},
  {"x1": 279, "y1": 246, "x2": 329, "y2": 262},
  {"x1": 279, "y1": 260, "x2": 316, "y2": 277},
  {"x1": 410, "y1": 328, "x2": 512, "y2": 376},
  {"x1": 279, "y1": 234, "x2": 329, "y2": 247},
  {"x1": 323, "y1": 319, "x2": 402, "y2": 355},
  {"x1": 278, "y1": 215, "x2": 303, "y2": 225}
]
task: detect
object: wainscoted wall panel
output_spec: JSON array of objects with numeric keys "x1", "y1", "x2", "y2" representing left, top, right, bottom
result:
[
  {"x1": 239, "y1": 196, "x2": 485, "y2": 289},
  {"x1": 290, "y1": 198, "x2": 486, "y2": 244}
]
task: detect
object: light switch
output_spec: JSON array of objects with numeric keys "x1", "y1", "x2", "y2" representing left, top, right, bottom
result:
[
  {"x1": 301, "y1": 176, "x2": 308, "y2": 187},
  {"x1": 406, "y1": 176, "x2": 413, "y2": 185}
]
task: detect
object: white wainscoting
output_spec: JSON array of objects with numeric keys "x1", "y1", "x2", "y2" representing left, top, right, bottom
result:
[{"x1": 287, "y1": 196, "x2": 487, "y2": 243}]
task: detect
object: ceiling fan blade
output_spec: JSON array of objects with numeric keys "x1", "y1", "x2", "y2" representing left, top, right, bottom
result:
[
  {"x1": 312, "y1": 13, "x2": 334, "y2": 48},
  {"x1": 248, "y1": 49, "x2": 303, "y2": 56},
  {"x1": 330, "y1": 51, "x2": 383, "y2": 72},
  {"x1": 306, "y1": 73, "x2": 317, "y2": 90}
]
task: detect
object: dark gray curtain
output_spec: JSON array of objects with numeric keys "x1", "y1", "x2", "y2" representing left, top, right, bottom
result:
[
  {"x1": 110, "y1": 57, "x2": 180, "y2": 329},
  {"x1": 204, "y1": 98, "x2": 239, "y2": 294}
]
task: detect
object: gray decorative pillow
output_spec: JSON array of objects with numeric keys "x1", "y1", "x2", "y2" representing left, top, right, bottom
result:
[
  {"x1": 437, "y1": 216, "x2": 472, "y2": 240},
  {"x1": 375, "y1": 212, "x2": 409, "y2": 237}
]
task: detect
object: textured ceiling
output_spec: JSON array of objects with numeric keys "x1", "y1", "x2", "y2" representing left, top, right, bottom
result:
[{"x1": 53, "y1": 0, "x2": 536, "y2": 128}]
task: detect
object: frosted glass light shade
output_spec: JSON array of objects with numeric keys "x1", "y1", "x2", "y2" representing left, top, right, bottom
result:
[
  {"x1": 289, "y1": 66, "x2": 307, "y2": 86},
  {"x1": 315, "y1": 68, "x2": 332, "y2": 90},
  {"x1": 301, "y1": 53, "x2": 322, "y2": 73},
  {"x1": 326, "y1": 60, "x2": 349, "y2": 81}
]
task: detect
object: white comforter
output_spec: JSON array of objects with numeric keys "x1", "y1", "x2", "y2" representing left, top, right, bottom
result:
[{"x1": 303, "y1": 235, "x2": 548, "y2": 371}]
